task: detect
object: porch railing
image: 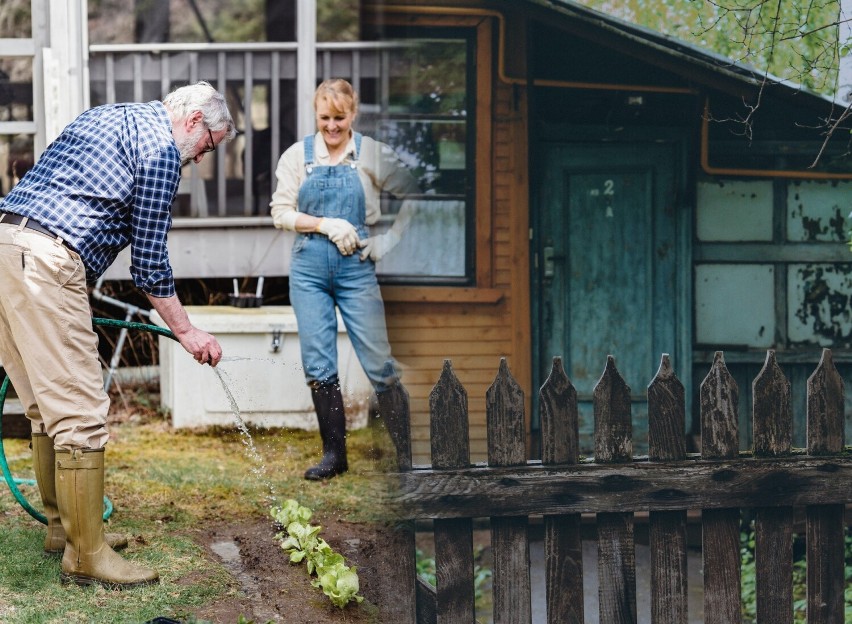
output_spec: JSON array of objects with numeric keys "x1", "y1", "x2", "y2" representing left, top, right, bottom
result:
[{"x1": 88, "y1": 41, "x2": 409, "y2": 219}]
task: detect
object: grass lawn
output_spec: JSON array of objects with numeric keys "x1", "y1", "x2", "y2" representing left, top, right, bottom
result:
[{"x1": 0, "y1": 390, "x2": 394, "y2": 624}]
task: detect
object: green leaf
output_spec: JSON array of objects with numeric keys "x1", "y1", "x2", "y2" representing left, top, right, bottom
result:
[{"x1": 270, "y1": 501, "x2": 364, "y2": 608}]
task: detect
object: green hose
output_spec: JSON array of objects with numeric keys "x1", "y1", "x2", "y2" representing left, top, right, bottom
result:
[{"x1": 0, "y1": 317, "x2": 177, "y2": 524}]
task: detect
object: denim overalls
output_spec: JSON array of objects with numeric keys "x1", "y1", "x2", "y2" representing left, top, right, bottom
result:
[{"x1": 289, "y1": 133, "x2": 398, "y2": 392}]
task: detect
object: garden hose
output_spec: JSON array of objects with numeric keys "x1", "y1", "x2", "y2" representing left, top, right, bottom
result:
[{"x1": 0, "y1": 317, "x2": 177, "y2": 524}]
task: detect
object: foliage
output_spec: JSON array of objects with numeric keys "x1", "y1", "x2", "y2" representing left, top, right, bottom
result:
[
  {"x1": 740, "y1": 523, "x2": 852, "y2": 623},
  {"x1": 88, "y1": 0, "x2": 358, "y2": 45},
  {"x1": 317, "y1": 0, "x2": 360, "y2": 42},
  {"x1": 271, "y1": 500, "x2": 365, "y2": 609},
  {"x1": 0, "y1": 0, "x2": 30, "y2": 39},
  {"x1": 576, "y1": 0, "x2": 842, "y2": 96}
]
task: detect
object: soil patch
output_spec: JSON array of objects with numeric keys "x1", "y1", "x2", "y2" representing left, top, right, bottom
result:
[{"x1": 188, "y1": 515, "x2": 398, "y2": 623}]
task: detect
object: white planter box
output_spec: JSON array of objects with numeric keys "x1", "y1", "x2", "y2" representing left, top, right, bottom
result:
[{"x1": 151, "y1": 305, "x2": 372, "y2": 430}]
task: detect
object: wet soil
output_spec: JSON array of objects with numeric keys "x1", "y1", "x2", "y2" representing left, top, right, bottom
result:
[{"x1": 188, "y1": 515, "x2": 399, "y2": 624}]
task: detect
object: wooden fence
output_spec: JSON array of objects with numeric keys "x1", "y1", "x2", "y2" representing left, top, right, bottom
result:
[{"x1": 377, "y1": 349, "x2": 851, "y2": 624}]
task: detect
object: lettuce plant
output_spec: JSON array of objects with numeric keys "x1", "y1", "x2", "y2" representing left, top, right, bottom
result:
[{"x1": 270, "y1": 499, "x2": 364, "y2": 609}]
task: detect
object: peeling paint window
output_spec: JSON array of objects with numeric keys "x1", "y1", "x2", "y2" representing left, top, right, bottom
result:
[
  {"x1": 696, "y1": 180, "x2": 773, "y2": 241},
  {"x1": 695, "y1": 264, "x2": 776, "y2": 348},
  {"x1": 695, "y1": 177, "x2": 852, "y2": 352},
  {"x1": 786, "y1": 180, "x2": 852, "y2": 243},
  {"x1": 788, "y1": 264, "x2": 852, "y2": 347}
]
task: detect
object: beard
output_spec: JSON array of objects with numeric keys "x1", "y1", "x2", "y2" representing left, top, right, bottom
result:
[{"x1": 177, "y1": 124, "x2": 206, "y2": 166}]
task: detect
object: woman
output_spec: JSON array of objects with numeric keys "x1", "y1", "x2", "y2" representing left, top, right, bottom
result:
[{"x1": 271, "y1": 79, "x2": 419, "y2": 480}]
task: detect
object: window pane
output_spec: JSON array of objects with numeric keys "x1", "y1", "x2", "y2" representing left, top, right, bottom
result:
[
  {"x1": 0, "y1": 58, "x2": 32, "y2": 123},
  {"x1": 358, "y1": 38, "x2": 473, "y2": 283},
  {"x1": 0, "y1": 133, "x2": 34, "y2": 198},
  {"x1": 0, "y1": 1, "x2": 31, "y2": 38}
]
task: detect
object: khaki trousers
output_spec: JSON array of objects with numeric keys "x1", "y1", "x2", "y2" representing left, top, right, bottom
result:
[{"x1": 0, "y1": 221, "x2": 109, "y2": 449}]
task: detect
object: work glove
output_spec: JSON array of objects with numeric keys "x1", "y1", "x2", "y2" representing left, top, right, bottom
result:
[
  {"x1": 359, "y1": 230, "x2": 401, "y2": 262},
  {"x1": 316, "y1": 217, "x2": 359, "y2": 255}
]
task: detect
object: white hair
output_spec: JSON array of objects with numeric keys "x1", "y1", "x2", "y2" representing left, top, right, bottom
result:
[{"x1": 163, "y1": 81, "x2": 236, "y2": 140}]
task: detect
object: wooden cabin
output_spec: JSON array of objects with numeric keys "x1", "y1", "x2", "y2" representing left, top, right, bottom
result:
[{"x1": 365, "y1": 0, "x2": 852, "y2": 464}]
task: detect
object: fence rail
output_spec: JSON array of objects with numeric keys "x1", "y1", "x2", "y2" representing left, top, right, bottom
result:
[{"x1": 380, "y1": 349, "x2": 851, "y2": 624}]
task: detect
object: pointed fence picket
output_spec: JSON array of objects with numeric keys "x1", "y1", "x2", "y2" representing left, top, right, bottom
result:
[{"x1": 383, "y1": 349, "x2": 851, "y2": 624}]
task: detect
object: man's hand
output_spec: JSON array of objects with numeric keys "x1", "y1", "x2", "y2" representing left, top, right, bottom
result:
[
  {"x1": 146, "y1": 293, "x2": 222, "y2": 366},
  {"x1": 359, "y1": 231, "x2": 400, "y2": 262},
  {"x1": 178, "y1": 327, "x2": 223, "y2": 367},
  {"x1": 316, "y1": 217, "x2": 359, "y2": 255}
]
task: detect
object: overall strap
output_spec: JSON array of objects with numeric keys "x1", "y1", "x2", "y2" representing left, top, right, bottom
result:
[
  {"x1": 303, "y1": 134, "x2": 315, "y2": 166},
  {"x1": 352, "y1": 132, "x2": 362, "y2": 161}
]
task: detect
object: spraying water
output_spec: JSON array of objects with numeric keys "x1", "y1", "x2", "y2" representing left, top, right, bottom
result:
[{"x1": 211, "y1": 366, "x2": 278, "y2": 506}]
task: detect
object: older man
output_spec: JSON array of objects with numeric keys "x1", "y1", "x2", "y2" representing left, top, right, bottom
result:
[{"x1": 0, "y1": 81, "x2": 235, "y2": 589}]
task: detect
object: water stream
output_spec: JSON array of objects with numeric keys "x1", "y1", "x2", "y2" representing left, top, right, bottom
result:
[{"x1": 211, "y1": 366, "x2": 278, "y2": 506}]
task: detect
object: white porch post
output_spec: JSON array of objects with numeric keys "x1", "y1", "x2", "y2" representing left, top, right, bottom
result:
[
  {"x1": 42, "y1": 0, "x2": 88, "y2": 146},
  {"x1": 296, "y1": 0, "x2": 317, "y2": 141}
]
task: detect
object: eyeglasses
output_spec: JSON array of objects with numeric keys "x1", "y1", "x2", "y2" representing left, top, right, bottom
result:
[{"x1": 200, "y1": 126, "x2": 216, "y2": 155}]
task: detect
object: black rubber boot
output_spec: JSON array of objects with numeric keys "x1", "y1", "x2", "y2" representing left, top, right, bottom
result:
[{"x1": 304, "y1": 381, "x2": 348, "y2": 480}]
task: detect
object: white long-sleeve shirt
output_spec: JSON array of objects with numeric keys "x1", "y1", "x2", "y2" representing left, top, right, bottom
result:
[{"x1": 270, "y1": 132, "x2": 419, "y2": 232}]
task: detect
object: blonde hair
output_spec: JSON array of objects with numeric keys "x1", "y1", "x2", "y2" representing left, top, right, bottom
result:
[{"x1": 314, "y1": 79, "x2": 359, "y2": 117}]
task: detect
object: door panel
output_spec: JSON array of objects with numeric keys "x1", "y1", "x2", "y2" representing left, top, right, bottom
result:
[{"x1": 537, "y1": 143, "x2": 680, "y2": 454}]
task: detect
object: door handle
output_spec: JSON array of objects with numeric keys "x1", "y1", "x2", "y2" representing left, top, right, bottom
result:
[{"x1": 543, "y1": 246, "x2": 564, "y2": 279}]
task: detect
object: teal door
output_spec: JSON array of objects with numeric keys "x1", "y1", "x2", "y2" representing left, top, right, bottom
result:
[{"x1": 534, "y1": 142, "x2": 684, "y2": 454}]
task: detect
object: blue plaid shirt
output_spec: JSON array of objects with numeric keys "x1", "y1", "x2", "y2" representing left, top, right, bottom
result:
[{"x1": 0, "y1": 101, "x2": 180, "y2": 297}]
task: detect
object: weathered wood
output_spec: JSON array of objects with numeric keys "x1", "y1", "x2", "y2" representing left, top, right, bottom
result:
[
  {"x1": 806, "y1": 349, "x2": 844, "y2": 456},
  {"x1": 487, "y1": 359, "x2": 526, "y2": 467},
  {"x1": 806, "y1": 349, "x2": 845, "y2": 624},
  {"x1": 541, "y1": 357, "x2": 579, "y2": 465},
  {"x1": 752, "y1": 350, "x2": 794, "y2": 623},
  {"x1": 648, "y1": 354, "x2": 688, "y2": 624},
  {"x1": 594, "y1": 355, "x2": 633, "y2": 463},
  {"x1": 700, "y1": 352, "x2": 739, "y2": 461},
  {"x1": 806, "y1": 505, "x2": 845, "y2": 624},
  {"x1": 540, "y1": 357, "x2": 583, "y2": 624},
  {"x1": 648, "y1": 354, "x2": 686, "y2": 463},
  {"x1": 649, "y1": 511, "x2": 688, "y2": 624},
  {"x1": 430, "y1": 361, "x2": 471, "y2": 470},
  {"x1": 416, "y1": 576, "x2": 438, "y2": 624},
  {"x1": 486, "y1": 359, "x2": 531, "y2": 624},
  {"x1": 429, "y1": 361, "x2": 475, "y2": 623},
  {"x1": 700, "y1": 352, "x2": 741, "y2": 624},
  {"x1": 392, "y1": 456, "x2": 852, "y2": 518},
  {"x1": 383, "y1": 520, "x2": 419, "y2": 624},
  {"x1": 753, "y1": 350, "x2": 792, "y2": 457},
  {"x1": 701, "y1": 507, "x2": 742, "y2": 624},
  {"x1": 594, "y1": 356, "x2": 636, "y2": 624},
  {"x1": 434, "y1": 518, "x2": 474, "y2": 624},
  {"x1": 597, "y1": 512, "x2": 637, "y2": 624},
  {"x1": 754, "y1": 508, "x2": 793, "y2": 622},
  {"x1": 395, "y1": 355, "x2": 851, "y2": 624},
  {"x1": 543, "y1": 516, "x2": 583, "y2": 624}
]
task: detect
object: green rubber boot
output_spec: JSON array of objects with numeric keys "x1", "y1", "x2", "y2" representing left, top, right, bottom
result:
[
  {"x1": 32, "y1": 433, "x2": 127, "y2": 554},
  {"x1": 55, "y1": 448, "x2": 159, "y2": 589}
]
